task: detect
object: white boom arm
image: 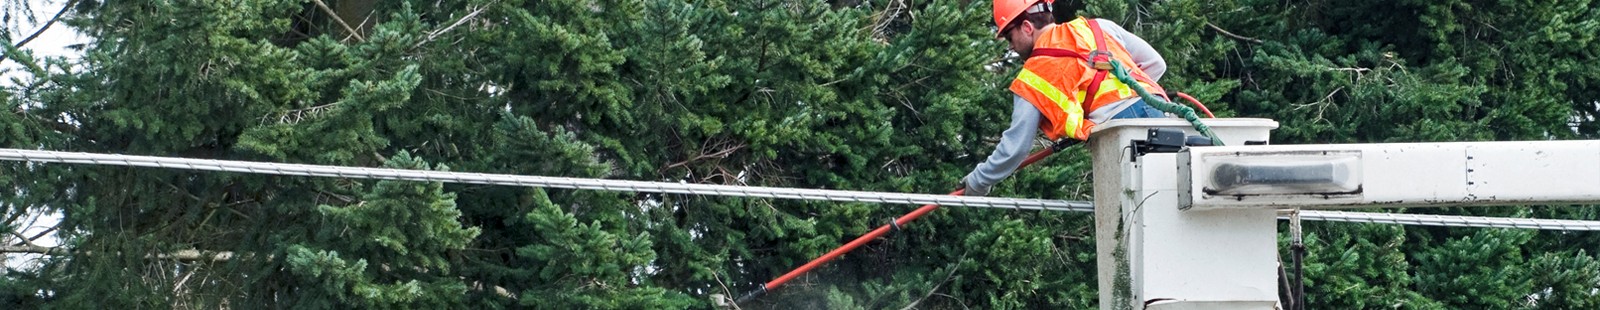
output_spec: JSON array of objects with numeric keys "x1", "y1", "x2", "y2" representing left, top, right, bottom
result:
[{"x1": 1181, "y1": 140, "x2": 1600, "y2": 210}]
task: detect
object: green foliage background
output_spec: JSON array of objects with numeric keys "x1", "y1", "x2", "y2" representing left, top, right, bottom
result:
[{"x1": 0, "y1": 0, "x2": 1596, "y2": 308}]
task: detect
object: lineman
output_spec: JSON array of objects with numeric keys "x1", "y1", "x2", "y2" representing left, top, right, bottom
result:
[{"x1": 963, "y1": 0, "x2": 1171, "y2": 196}]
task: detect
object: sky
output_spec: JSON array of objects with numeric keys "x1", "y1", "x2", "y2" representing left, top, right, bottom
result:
[{"x1": 4, "y1": 0, "x2": 86, "y2": 85}]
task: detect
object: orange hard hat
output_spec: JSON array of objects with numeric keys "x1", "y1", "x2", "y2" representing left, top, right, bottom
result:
[{"x1": 993, "y1": 0, "x2": 1053, "y2": 37}]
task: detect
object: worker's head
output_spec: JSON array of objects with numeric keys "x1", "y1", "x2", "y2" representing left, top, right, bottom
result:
[{"x1": 993, "y1": 0, "x2": 1056, "y2": 57}]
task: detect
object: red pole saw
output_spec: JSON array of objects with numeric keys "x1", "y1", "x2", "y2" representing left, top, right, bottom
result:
[
  {"x1": 731, "y1": 140, "x2": 1079, "y2": 305},
  {"x1": 726, "y1": 92, "x2": 1210, "y2": 306}
]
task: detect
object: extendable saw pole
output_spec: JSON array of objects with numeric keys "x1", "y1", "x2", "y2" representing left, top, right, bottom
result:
[{"x1": 732, "y1": 141, "x2": 1077, "y2": 305}]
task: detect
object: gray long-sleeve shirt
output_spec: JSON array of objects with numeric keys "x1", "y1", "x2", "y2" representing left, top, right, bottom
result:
[{"x1": 962, "y1": 19, "x2": 1164, "y2": 195}]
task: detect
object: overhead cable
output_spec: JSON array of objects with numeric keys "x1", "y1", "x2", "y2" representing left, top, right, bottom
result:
[
  {"x1": 1292, "y1": 210, "x2": 1600, "y2": 231},
  {"x1": 0, "y1": 149, "x2": 1092, "y2": 212},
  {"x1": 2, "y1": 148, "x2": 1597, "y2": 231}
]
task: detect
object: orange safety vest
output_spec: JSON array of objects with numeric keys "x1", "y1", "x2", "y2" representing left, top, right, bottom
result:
[{"x1": 1009, "y1": 17, "x2": 1166, "y2": 141}]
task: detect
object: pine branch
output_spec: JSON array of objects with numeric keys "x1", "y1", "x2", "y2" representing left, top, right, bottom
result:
[
  {"x1": 413, "y1": 0, "x2": 499, "y2": 49},
  {"x1": 0, "y1": 245, "x2": 240, "y2": 262},
  {"x1": 24, "y1": 225, "x2": 57, "y2": 243},
  {"x1": 902, "y1": 253, "x2": 966, "y2": 310},
  {"x1": 0, "y1": 245, "x2": 516, "y2": 298},
  {"x1": 262, "y1": 102, "x2": 339, "y2": 125},
  {"x1": 1206, "y1": 22, "x2": 1262, "y2": 44},
  {"x1": 0, "y1": 244, "x2": 67, "y2": 256},
  {"x1": 0, "y1": 209, "x2": 24, "y2": 229},
  {"x1": 312, "y1": 0, "x2": 365, "y2": 42},
  {"x1": 6, "y1": 231, "x2": 38, "y2": 247},
  {"x1": 12, "y1": 0, "x2": 77, "y2": 49},
  {"x1": 868, "y1": 0, "x2": 909, "y2": 41}
]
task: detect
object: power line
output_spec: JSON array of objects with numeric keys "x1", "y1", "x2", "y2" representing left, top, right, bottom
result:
[
  {"x1": 1293, "y1": 210, "x2": 1600, "y2": 231},
  {"x1": 0, "y1": 149, "x2": 1092, "y2": 212},
  {"x1": 2, "y1": 148, "x2": 1597, "y2": 231}
]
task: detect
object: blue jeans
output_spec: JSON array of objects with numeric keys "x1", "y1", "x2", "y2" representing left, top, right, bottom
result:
[{"x1": 1109, "y1": 99, "x2": 1165, "y2": 120}]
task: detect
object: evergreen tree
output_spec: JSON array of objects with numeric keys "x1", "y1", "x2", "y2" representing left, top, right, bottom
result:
[{"x1": 0, "y1": 0, "x2": 1596, "y2": 308}]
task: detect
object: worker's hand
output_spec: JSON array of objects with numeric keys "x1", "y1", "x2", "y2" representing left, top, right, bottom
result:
[{"x1": 960, "y1": 176, "x2": 991, "y2": 197}]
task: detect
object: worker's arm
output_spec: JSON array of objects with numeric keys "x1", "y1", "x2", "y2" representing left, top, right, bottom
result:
[
  {"x1": 1097, "y1": 19, "x2": 1166, "y2": 81},
  {"x1": 962, "y1": 95, "x2": 1041, "y2": 196}
]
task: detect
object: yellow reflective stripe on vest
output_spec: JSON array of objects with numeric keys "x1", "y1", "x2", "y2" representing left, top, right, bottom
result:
[
  {"x1": 1093, "y1": 78, "x2": 1134, "y2": 100},
  {"x1": 1017, "y1": 69, "x2": 1067, "y2": 106},
  {"x1": 1017, "y1": 68, "x2": 1084, "y2": 137},
  {"x1": 1066, "y1": 19, "x2": 1096, "y2": 50}
]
